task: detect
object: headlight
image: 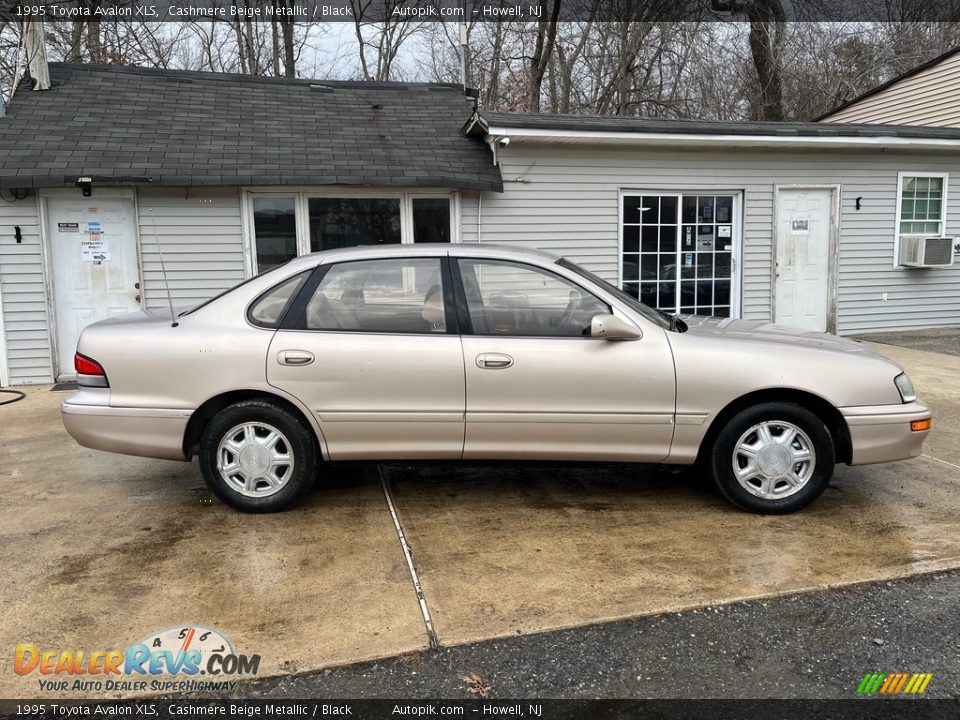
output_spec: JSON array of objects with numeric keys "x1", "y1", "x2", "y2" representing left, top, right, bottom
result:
[{"x1": 895, "y1": 373, "x2": 916, "y2": 403}]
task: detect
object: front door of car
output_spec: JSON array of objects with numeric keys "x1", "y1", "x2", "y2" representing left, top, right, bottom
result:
[
  {"x1": 266, "y1": 256, "x2": 465, "y2": 460},
  {"x1": 455, "y1": 258, "x2": 676, "y2": 461}
]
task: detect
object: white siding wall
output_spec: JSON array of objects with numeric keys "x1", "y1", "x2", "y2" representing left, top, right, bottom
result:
[
  {"x1": 137, "y1": 187, "x2": 246, "y2": 312},
  {"x1": 824, "y1": 52, "x2": 960, "y2": 128},
  {"x1": 5, "y1": 160, "x2": 959, "y2": 386},
  {"x1": 460, "y1": 191, "x2": 480, "y2": 244},
  {"x1": 0, "y1": 186, "x2": 246, "y2": 385},
  {"x1": 478, "y1": 143, "x2": 960, "y2": 335},
  {"x1": 0, "y1": 196, "x2": 53, "y2": 385}
]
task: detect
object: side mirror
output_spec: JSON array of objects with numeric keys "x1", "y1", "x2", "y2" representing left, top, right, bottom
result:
[{"x1": 590, "y1": 314, "x2": 642, "y2": 341}]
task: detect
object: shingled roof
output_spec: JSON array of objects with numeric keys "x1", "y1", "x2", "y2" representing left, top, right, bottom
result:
[
  {"x1": 467, "y1": 110, "x2": 960, "y2": 141},
  {"x1": 0, "y1": 63, "x2": 502, "y2": 192}
]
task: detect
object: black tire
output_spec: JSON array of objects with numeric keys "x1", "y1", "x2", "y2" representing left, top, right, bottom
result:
[
  {"x1": 198, "y1": 400, "x2": 318, "y2": 512},
  {"x1": 709, "y1": 402, "x2": 835, "y2": 514}
]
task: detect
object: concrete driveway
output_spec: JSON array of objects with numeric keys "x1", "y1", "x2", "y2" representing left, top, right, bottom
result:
[{"x1": 1, "y1": 341, "x2": 958, "y2": 697}]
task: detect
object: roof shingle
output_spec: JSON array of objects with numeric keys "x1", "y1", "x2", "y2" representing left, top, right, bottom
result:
[
  {"x1": 0, "y1": 63, "x2": 502, "y2": 192},
  {"x1": 470, "y1": 110, "x2": 960, "y2": 140}
]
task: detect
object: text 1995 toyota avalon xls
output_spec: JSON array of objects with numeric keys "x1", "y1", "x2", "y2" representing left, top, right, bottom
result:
[{"x1": 62, "y1": 244, "x2": 931, "y2": 514}]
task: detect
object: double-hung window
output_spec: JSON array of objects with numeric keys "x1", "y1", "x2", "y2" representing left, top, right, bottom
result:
[{"x1": 898, "y1": 174, "x2": 947, "y2": 236}]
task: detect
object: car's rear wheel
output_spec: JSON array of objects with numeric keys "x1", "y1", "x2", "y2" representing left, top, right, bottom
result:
[
  {"x1": 199, "y1": 401, "x2": 317, "y2": 512},
  {"x1": 709, "y1": 402, "x2": 835, "y2": 514}
]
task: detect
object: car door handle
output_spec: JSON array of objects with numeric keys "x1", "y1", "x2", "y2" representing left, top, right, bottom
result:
[
  {"x1": 278, "y1": 350, "x2": 314, "y2": 366},
  {"x1": 476, "y1": 353, "x2": 513, "y2": 369}
]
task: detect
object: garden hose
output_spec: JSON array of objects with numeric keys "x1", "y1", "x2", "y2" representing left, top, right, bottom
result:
[{"x1": 0, "y1": 389, "x2": 25, "y2": 406}]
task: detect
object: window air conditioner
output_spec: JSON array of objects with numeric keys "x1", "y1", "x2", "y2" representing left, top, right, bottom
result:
[{"x1": 898, "y1": 236, "x2": 955, "y2": 268}]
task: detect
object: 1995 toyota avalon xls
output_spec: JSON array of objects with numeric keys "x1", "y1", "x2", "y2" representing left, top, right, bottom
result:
[{"x1": 62, "y1": 244, "x2": 931, "y2": 514}]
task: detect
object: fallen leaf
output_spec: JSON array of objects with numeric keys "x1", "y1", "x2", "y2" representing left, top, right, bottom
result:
[{"x1": 460, "y1": 673, "x2": 491, "y2": 698}]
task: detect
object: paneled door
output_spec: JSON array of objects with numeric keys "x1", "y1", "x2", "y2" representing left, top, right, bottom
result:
[
  {"x1": 46, "y1": 191, "x2": 141, "y2": 379},
  {"x1": 774, "y1": 188, "x2": 834, "y2": 332}
]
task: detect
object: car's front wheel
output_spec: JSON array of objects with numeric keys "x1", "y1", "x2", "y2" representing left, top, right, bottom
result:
[
  {"x1": 709, "y1": 402, "x2": 835, "y2": 514},
  {"x1": 198, "y1": 401, "x2": 317, "y2": 512}
]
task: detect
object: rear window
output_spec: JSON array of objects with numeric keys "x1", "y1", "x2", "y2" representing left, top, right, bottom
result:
[
  {"x1": 248, "y1": 271, "x2": 311, "y2": 328},
  {"x1": 178, "y1": 262, "x2": 292, "y2": 317}
]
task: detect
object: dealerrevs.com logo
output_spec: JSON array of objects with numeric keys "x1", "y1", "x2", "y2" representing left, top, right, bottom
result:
[
  {"x1": 14, "y1": 625, "x2": 261, "y2": 693},
  {"x1": 857, "y1": 672, "x2": 933, "y2": 696}
]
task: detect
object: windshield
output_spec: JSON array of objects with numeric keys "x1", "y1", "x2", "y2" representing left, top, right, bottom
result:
[
  {"x1": 556, "y1": 257, "x2": 673, "y2": 331},
  {"x1": 178, "y1": 261, "x2": 294, "y2": 317}
]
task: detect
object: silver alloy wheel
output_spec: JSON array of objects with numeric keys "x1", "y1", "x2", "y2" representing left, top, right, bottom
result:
[
  {"x1": 216, "y1": 422, "x2": 295, "y2": 498},
  {"x1": 732, "y1": 420, "x2": 816, "y2": 500}
]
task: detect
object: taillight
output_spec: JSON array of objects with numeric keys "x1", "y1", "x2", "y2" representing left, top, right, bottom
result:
[{"x1": 75, "y1": 353, "x2": 109, "y2": 388}]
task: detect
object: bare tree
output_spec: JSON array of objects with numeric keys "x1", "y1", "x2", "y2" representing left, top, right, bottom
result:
[
  {"x1": 549, "y1": 18, "x2": 596, "y2": 113},
  {"x1": 712, "y1": 0, "x2": 787, "y2": 120},
  {"x1": 351, "y1": 0, "x2": 423, "y2": 81},
  {"x1": 746, "y1": 1, "x2": 786, "y2": 120},
  {"x1": 280, "y1": 15, "x2": 296, "y2": 76},
  {"x1": 528, "y1": 0, "x2": 561, "y2": 111},
  {"x1": 7, "y1": 16, "x2": 960, "y2": 126},
  {"x1": 0, "y1": 20, "x2": 20, "y2": 108}
]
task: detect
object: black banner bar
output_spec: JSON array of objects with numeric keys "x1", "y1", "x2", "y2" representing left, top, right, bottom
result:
[
  {"x1": 2, "y1": 699, "x2": 960, "y2": 720},
  {"x1": 3, "y1": 0, "x2": 960, "y2": 23}
]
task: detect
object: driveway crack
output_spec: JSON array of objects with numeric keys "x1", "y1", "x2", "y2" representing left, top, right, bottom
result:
[
  {"x1": 379, "y1": 467, "x2": 439, "y2": 649},
  {"x1": 921, "y1": 453, "x2": 960, "y2": 474}
]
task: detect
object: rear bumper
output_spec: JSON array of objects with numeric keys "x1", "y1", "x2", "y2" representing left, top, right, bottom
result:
[
  {"x1": 61, "y1": 401, "x2": 191, "y2": 461},
  {"x1": 841, "y1": 401, "x2": 931, "y2": 466}
]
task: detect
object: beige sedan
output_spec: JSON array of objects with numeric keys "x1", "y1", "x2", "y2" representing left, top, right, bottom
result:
[{"x1": 62, "y1": 244, "x2": 931, "y2": 514}]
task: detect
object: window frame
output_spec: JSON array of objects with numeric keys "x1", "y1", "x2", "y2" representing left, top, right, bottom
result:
[
  {"x1": 307, "y1": 195, "x2": 404, "y2": 253},
  {"x1": 279, "y1": 256, "x2": 460, "y2": 336},
  {"x1": 617, "y1": 189, "x2": 742, "y2": 319},
  {"x1": 451, "y1": 257, "x2": 612, "y2": 339},
  {"x1": 407, "y1": 193, "x2": 458, "y2": 244},
  {"x1": 893, "y1": 171, "x2": 949, "y2": 268},
  {"x1": 245, "y1": 192, "x2": 305, "y2": 276},
  {"x1": 243, "y1": 188, "x2": 460, "y2": 276}
]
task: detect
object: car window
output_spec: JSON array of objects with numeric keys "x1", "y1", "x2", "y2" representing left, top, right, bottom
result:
[
  {"x1": 457, "y1": 259, "x2": 609, "y2": 337},
  {"x1": 179, "y1": 261, "x2": 293, "y2": 317},
  {"x1": 557, "y1": 257, "x2": 672, "y2": 330},
  {"x1": 300, "y1": 258, "x2": 446, "y2": 333},
  {"x1": 248, "y1": 271, "x2": 310, "y2": 328}
]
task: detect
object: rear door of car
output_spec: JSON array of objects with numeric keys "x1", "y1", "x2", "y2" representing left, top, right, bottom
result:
[
  {"x1": 453, "y1": 257, "x2": 676, "y2": 462},
  {"x1": 266, "y1": 256, "x2": 465, "y2": 460}
]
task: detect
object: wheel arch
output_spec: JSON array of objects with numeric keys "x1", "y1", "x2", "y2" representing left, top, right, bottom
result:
[
  {"x1": 695, "y1": 388, "x2": 852, "y2": 466},
  {"x1": 183, "y1": 389, "x2": 325, "y2": 461}
]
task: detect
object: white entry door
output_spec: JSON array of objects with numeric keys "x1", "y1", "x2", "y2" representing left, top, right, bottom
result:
[
  {"x1": 774, "y1": 189, "x2": 834, "y2": 332},
  {"x1": 46, "y1": 191, "x2": 141, "y2": 379}
]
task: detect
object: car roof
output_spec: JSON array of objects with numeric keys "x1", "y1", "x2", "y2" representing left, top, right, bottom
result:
[{"x1": 283, "y1": 243, "x2": 563, "y2": 271}]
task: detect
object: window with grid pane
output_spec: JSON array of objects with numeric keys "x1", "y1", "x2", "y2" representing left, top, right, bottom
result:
[
  {"x1": 899, "y1": 175, "x2": 946, "y2": 236},
  {"x1": 621, "y1": 193, "x2": 735, "y2": 318}
]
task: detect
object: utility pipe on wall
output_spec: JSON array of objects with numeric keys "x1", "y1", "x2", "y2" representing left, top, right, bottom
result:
[{"x1": 24, "y1": 20, "x2": 51, "y2": 91}]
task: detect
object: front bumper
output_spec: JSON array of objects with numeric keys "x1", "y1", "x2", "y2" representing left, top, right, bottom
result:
[
  {"x1": 62, "y1": 399, "x2": 191, "y2": 461},
  {"x1": 841, "y1": 400, "x2": 931, "y2": 466}
]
